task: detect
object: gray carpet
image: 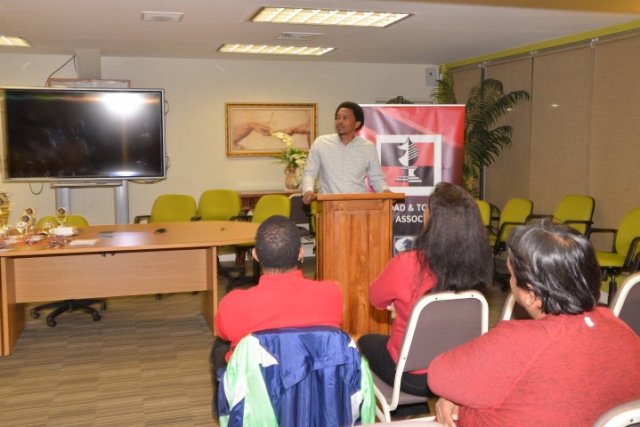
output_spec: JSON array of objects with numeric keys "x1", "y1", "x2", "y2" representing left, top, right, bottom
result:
[{"x1": 0, "y1": 293, "x2": 216, "y2": 426}]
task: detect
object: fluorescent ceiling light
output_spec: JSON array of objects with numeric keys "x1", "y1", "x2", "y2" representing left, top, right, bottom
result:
[
  {"x1": 218, "y1": 44, "x2": 334, "y2": 56},
  {"x1": 252, "y1": 7, "x2": 410, "y2": 28},
  {"x1": 0, "y1": 36, "x2": 31, "y2": 47}
]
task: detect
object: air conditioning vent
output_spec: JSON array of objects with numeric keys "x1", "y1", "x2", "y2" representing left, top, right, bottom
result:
[
  {"x1": 277, "y1": 32, "x2": 323, "y2": 41},
  {"x1": 141, "y1": 11, "x2": 184, "y2": 23}
]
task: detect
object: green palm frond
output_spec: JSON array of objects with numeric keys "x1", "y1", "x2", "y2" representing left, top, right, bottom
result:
[
  {"x1": 432, "y1": 73, "x2": 529, "y2": 193},
  {"x1": 464, "y1": 78, "x2": 529, "y2": 169},
  {"x1": 431, "y1": 70, "x2": 457, "y2": 104}
]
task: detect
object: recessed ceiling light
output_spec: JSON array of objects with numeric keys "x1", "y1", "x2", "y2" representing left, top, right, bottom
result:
[
  {"x1": 0, "y1": 36, "x2": 31, "y2": 47},
  {"x1": 141, "y1": 11, "x2": 184, "y2": 23},
  {"x1": 218, "y1": 44, "x2": 334, "y2": 56},
  {"x1": 251, "y1": 7, "x2": 410, "y2": 28}
]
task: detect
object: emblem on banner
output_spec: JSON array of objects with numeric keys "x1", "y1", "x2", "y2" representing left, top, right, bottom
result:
[
  {"x1": 377, "y1": 134, "x2": 443, "y2": 196},
  {"x1": 396, "y1": 137, "x2": 421, "y2": 184}
]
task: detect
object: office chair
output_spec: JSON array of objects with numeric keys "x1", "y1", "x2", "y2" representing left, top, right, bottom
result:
[
  {"x1": 134, "y1": 194, "x2": 198, "y2": 299},
  {"x1": 589, "y1": 207, "x2": 640, "y2": 305},
  {"x1": 30, "y1": 214, "x2": 107, "y2": 327},
  {"x1": 219, "y1": 194, "x2": 291, "y2": 290},
  {"x1": 610, "y1": 272, "x2": 640, "y2": 336},
  {"x1": 216, "y1": 326, "x2": 375, "y2": 426},
  {"x1": 133, "y1": 194, "x2": 198, "y2": 224},
  {"x1": 371, "y1": 291, "x2": 489, "y2": 422},
  {"x1": 530, "y1": 194, "x2": 595, "y2": 234}
]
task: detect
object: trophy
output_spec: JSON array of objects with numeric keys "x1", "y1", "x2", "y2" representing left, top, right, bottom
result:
[
  {"x1": 55, "y1": 207, "x2": 68, "y2": 227},
  {"x1": 0, "y1": 191, "x2": 10, "y2": 241}
]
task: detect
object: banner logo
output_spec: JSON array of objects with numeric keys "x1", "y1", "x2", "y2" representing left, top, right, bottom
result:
[{"x1": 377, "y1": 134, "x2": 442, "y2": 196}]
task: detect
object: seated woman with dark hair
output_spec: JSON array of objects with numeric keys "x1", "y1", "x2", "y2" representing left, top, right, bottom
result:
[
  {"x1": 429, "y1": 219, "x2": 640, "y2": 427},
  {"x1": 357, "y1": 182, "x2": 493, "y2": 397}
]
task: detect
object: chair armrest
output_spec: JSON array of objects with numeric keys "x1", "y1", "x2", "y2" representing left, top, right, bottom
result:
[
  {"x1": 563, "y1": 219, "x2": 593, "y2": 233},
  {"x1": 588, "y1": 227, "x2": 616, "y2": 235},
  {"x1": 133, "y1": 215, "x2": 150, "y2": 224},
  {"x1": 588, "y1": 227, "x2": 617, "y2": 251},
  {"x1": 528, "y1": 213, "x2": 551, "y2": 220},
  {"x1": 624, "y1": 237, "x2": 640, "y2": 269}
]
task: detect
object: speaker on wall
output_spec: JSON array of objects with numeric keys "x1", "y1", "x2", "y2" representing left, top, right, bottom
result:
[
  {"x1": 75, "y1": 48, "x2": 102, "y2": 80},
  {"x1": 425, "y1": 65, "x2": 439, "y2": 87}
]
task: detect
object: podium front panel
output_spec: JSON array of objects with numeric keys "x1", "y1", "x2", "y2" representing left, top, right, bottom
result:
[{"x1": 316, "y1": 195, "x2": 398, "y2": 336}]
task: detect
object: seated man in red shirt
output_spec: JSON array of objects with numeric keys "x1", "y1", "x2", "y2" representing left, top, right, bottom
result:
[
  {"x1": 428, "y1": 219, "x2": 640, "y2": 427},
  {"x1": 211, "y1": 215, "x2": 342, "y2": 373}
]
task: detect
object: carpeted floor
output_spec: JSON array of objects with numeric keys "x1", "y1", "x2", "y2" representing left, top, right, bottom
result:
[
  {"x1": 0, "y1": 293, "x2": 217, "y2": 427},
  {"x1": 0, "y1": 259, "x2": 507, "y2": 426}
]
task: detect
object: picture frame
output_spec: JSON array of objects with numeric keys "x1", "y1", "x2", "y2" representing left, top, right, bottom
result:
[{"x1": 225, "y1": 103, "x2": 317, "y2": 157}]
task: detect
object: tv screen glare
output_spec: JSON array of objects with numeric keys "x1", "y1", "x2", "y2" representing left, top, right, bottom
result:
[{"x1": 0, "y1": 87, "x2": 166, "y2": 182}]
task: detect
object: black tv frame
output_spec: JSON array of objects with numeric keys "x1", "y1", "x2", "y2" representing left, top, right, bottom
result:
[{"x1": 0, "y1": 86, "x2": 167, "y2": 183}]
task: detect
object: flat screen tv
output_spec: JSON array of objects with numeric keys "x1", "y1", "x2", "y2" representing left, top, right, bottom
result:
[{"x1": 0, "y1": 87, "x2": 166, "y2": 182}]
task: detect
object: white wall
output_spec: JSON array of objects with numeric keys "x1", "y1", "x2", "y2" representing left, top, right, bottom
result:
[{"x1": 0, "y1": 53, "x2": 435, "y2": 224}]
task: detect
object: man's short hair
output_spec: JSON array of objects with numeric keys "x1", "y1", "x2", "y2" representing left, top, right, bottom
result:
[
  {"x1": 335, "y1": 101, "x2": 365, "y2": 130},
  {"x1": 255, "y1": 215, "x2": 301, "y2": 271},
  {"x1": 507, "y1": 219, "x2": 601, "y2": 315}
]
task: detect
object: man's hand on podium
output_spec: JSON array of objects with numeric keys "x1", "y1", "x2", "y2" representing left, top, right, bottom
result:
[{"x1": 302, "y1": 191, "x2": 315, "y2": 204}]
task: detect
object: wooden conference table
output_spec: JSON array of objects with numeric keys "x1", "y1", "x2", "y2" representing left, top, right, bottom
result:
[{"x1": 0, "y1": 221, "x2": 259, "y2": 356}]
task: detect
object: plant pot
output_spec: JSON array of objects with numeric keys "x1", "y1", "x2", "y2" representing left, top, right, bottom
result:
[{"x1": 284, "y1": 167, "x2": 300, "y2": 191}]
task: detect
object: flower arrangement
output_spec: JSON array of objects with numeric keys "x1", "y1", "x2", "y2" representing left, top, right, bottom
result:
[{"x1": 271, "y1": 131, "x2": 307, "y2": 171}]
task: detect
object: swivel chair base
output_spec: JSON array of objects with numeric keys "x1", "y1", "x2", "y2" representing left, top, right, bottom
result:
[
  {"x1": 219, "y1": 257, "x2": 261, "y2": 292},
  {"x1": 30, "y1": 299, "x2": 107, "y2": 327}
]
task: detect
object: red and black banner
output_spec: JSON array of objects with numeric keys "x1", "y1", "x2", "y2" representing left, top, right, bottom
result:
[{"x1": 358, "y1": 105, "x2": 465, "y2": 252}]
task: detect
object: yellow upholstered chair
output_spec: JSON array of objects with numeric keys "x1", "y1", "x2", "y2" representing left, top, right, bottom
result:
[
  {"x1": 489, "y1": 198, "x2": 533, "y2": 254},
  {"x1": 196, "y1": 189, "x2": 242, "y2": 221},
  {"x1": 133, "y1": 194, "x2": 197, "y2": 224},
  {"x1": 30, "y1": 214, "x2": 107, "y2": 327},
  {"x1": 220, "y1": 194, "x2": 291, "y2": 290},
  {"x1": 589, "y1": 207, "x2": 640, "y2": 304},
  {"x1": 490, "y1": 198, "x2": 533, "y2": 290},
  {"x1": 531, "y1": 195, "x2": 595, "y2": 235},
  {"x1": 475, "y1": 199, "x2": 492, "y2": 230}
]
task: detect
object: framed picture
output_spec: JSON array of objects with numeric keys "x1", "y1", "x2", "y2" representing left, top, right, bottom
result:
[{"x1": 226, "y1": 103, "x2": 317, "y2": 157}]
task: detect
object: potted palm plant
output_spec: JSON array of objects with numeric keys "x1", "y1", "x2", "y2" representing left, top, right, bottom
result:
[{"x1": 432, "y1": 70, "x2": 529, "y2": 197}]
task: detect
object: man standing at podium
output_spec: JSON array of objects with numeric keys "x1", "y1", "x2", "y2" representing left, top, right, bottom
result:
[{"x1": 301, "y1": 101, "x2": 389, "y2": 204}]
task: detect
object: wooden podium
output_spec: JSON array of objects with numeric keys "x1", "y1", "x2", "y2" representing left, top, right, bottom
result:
[{"x1": 315, "y1": 192, "x2": 405, "y2": 337}]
